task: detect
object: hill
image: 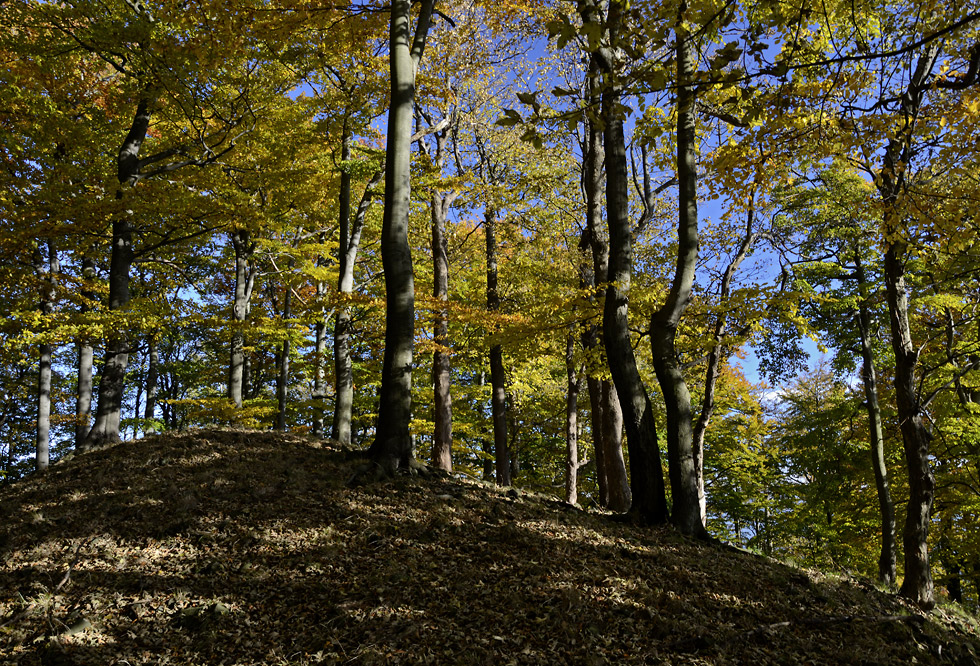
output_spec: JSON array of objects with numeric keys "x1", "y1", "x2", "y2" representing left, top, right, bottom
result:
[{"x1": 1, "y1": 429, "x2": 978, "y2": 665}]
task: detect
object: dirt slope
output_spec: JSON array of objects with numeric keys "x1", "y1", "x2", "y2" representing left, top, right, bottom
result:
[{"x1": 1, "y1": 428, "x2": 978, "y2": 665}]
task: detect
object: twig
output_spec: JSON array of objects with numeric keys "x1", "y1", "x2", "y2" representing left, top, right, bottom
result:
[{"x1": 0, "y1": 537, "x2": 93, "y2": 629}]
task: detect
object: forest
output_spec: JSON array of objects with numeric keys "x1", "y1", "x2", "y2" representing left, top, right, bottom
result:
[{"x1": 1, "y1": 0, "x2": 979, "y2": 616}]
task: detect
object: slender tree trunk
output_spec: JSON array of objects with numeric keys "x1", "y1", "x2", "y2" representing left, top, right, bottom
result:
[
  {"x1": 692, "y1": 208, "x2": 758, "y2": 525},
  {"x1": 276, "y1": 284, "x2": 291, "y2": 431},
  {"x1": 880, "y1": 46, "x2": 939, "y2": 610},
  {"x1": 650, "y1": 16, "x2": 707, "y2": 538},
  {"x1": 83, "y1": 96, "x2": 155, "y2": 450},
  {"x1": 430, "y1": 128, "x2": 455, "y2": 472},
  {"x1": 76, "y1": 257, "x2": 96, "y2": 447},
  {"x1": 485, "y1": 207, "x2": 511, "y2": 486},
  {"x1": 228, "y1": 229, "x2": 255, "y2": 408},
  {"x1": 35, "y1": 240, "x2": 58, "y2": 472},
  {"x1": 565, "y1": 333, "x2": 581, "y2": 504},
  {"x1": 368, "y1": 0, "x2": 435, "y2": 472},
  {"x1": 333, "y1": 159, "x2": 382, "y2": 446},
  {"x1": 854, "y1": 252, "x2": 897, "y2": 586},
  {"x1": 144, "y1": 334, "x2": 158, "y2": 433}
]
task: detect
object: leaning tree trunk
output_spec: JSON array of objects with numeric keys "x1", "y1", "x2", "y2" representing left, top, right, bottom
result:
[
  {"x1": 854, "y1": 251, "x2": 897, "y2": 586},
  {"x1": 368, "y1": 0, "x2": 435, "y2": 472},
  {"x1": 228, "y1": 228, "x2": 255, "y2": 408},
  {"x1": 485, "y1": 207, "x2": 511, "y2": 486},
  {"x1": 84, "y1": 96, "x2": 156, "y2": 450},
  {"x1": 649, "y1": 16, "x2": 707, "y2": 538},
  {"x1": 34, "y1": 240, "x2": 58, "y2": 472}
]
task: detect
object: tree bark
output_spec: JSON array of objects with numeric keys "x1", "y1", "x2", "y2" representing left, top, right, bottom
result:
[
  {"x1": 144, "y1": 334, "x2": 159, "y2": 433},
  {"x1": 484, "y1": 207, "x2": 511, "y2": 486},
  {"x1": 599, "y1": 65, "x2": 669, "y2": 524},
  {"x1": 879, "y1": 46, "x2": 939, "y2": 610},
  {"x1": 565, "y1": 333, "x2": 581, "y2": 505},
  {"x1": 368, "y1": 0, "x2": 435, "y2": 472},
  {"x1": 430, "y1": 124, "x2": 455, "y2": 472},
  {"x1": 34, "y1": 240, "x2": 58, "y2": 472},
  {"x1": 853, "y1": 251, "x2": 897, "y2": 586},
  {"x1": 649, "y1": 16, "x2": 708, "y2": 538},
  {"x1": 228, "y1": 228, "x2": 256, "y2": 408},
  {"x1": 580, "y1": 105, "x2": 630, "y2": 512},
  {"x1": 75, "y1": 257, "x2": 96, "y2": 447},
  {"x1": 83, "y1": 102, "x2": 155, "y2": 449},
  {"x1": 275, "y1": 280, "x2": 291, "y2": 431}
]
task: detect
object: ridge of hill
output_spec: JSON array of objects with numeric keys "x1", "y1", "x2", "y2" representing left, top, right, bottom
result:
[{"x1": 1, "y1": 429, "x2": 978, "y2": 665}]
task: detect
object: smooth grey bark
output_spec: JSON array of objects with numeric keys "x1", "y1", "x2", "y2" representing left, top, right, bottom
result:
[
  {"x1": 368, "y1": 0, "x2": 435, "y2": 471},
  {"x1": 485, "y1": 207, "x2": 511, "y2": 486},
  {"x1": 34, "y1": 240, "x2": 58, "y2": 472},
  {"x1": 692, "y1": 208, "x2": 759, "y2": 525},
  {"x1": 228, "y1": 228, "x2": 256, "y2": 408},
  {"x1": 649, "y1": 18, "x2": 707, "y2": 538},
  {"x1": 879, "y1": 46, "x2": 939, "y2": 610},
  {"x1": 82, "y1": 96, "x2": 152, "y2": 450},
  {"x1": 564, "y1": 333, "x2": 582, "y2": 505},
  {"x1": 429, "y1": 121, "x2": 457, "y2": 472},
  {"x1": 75, "y1": 257, "x2": 96, "y2": 447}
]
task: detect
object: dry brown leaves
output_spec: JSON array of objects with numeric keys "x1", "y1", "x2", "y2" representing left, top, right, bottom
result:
[{"x1": 1, "y1": 428, "x2": 978, "y2": 665}]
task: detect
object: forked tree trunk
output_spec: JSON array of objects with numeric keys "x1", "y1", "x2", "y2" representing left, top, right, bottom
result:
[
  {"x1": 650, "y1": 15, "x2": 707, "y2": 538},
  {"x1": 368, "y1": 0, "x2": 435, "y2": 472}
]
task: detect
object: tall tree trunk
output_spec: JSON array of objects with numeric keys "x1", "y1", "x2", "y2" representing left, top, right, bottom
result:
[
  {"x1": 853, "y1": 251, "x2": 897, "y2": 586},
  {"x1": 276, "y1": 282, "x2": 292, "y2": 431},
  {"x1": 76, "y1": 257, "x2": 96, "y2": 447},
  {"x1": 333, "y1": 156, "x2": 382, "y2": 446},
  {"x1": 565, "y1": 333, "x2": 581, "y2": 505},
  {"x1": 485, "y1": 207, "x2": 511, "y2": 486},
  {"x1": 596, "y1": 57, "x2": 668, "y2": 523},
  {"x1": 880, "y1": 46, "x2": 939, "y2": 610},
  {"x1": 430, "y1": 126, "x2": 455, "y2": 472},
  {"x1": 649, "y1": 16, "x2": 707, "y2": 538},
  {"x1": 84, "y1": 96, "x2": 154, "y2": 450},
  {"x1": 368, "y1": 0, "x2": 435, "y2": 472},
  {"x1": 580, "y1": 95, "x2": 631, "y2": 513},
  {"x1": 228, "y1": 228, "x2": 255, "y2": 408},
  {"x1": 144, "y1": 334, "x2": 159, "y2": 433},
  {"x1": 35, "y1": 240, "x2": 58, "y2": 472}
]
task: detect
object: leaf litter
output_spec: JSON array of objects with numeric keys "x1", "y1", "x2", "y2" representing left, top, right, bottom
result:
[{"x1": 0, "y1": 428, "x2": 978, "y2": 665}]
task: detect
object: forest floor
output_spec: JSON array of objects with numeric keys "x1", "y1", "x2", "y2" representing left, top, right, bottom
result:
[{"x1": 1, "y1": 429, "x2": 979, "y2": 665}]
